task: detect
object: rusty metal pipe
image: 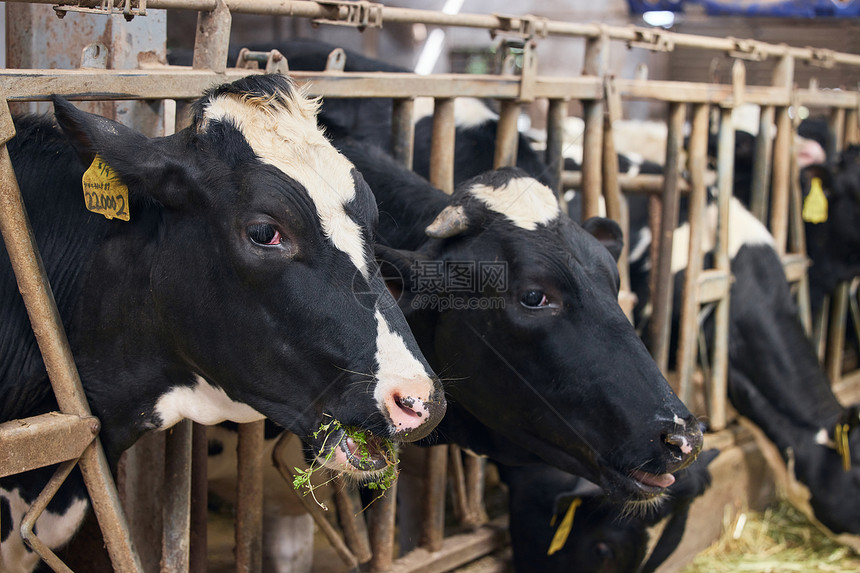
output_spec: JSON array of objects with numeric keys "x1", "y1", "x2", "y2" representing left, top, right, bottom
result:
[
  {"x1": 391, "y1": 98, "x2": 415, "y2": 170},
  {"x1": 545, "y1": 98, "x2": 567, "y2": 212},
  {"x1": 189, "y1": 423, "x2": 208, "y2": 573},
  {"x1": 494, "y1": 100, "x2": 520, "y2": 169},
  {"x1": 368, "y1": 480, "x2": 398, "y2": 572},
  {"x1": 648, "y1": 102, "x2": 685, "y2": 373},
  {"x1": 676, "y1": 103, "x2": 710, "y2": 408},
  {"x1": 160, "y1": 419, "x2": 193, "y2": 572},
  {"x1": 430, "y1": 98, "x2": 455, "y2": 195},
  {"x1": 420, "y1": 445, "x2": 448, "y2": 552},
  {"x1": 750, "y1": 106, "x2": 775, "y2": 223},
  {"x1": 236, "y1": 420, "x2": 265, "y2": 573}
]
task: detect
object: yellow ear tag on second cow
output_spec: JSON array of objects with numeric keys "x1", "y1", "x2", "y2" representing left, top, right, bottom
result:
[
  {"x1": 802, "y1": 177, "x2": 828, "y2": 224},
  {"x1": 82, "y1": 154, "x2": 130, "y2": 221},
  {"x1": 547, "y1": 497, "x2": 581, "y2": 556}
]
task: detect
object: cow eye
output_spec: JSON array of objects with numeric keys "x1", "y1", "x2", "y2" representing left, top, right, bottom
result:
[
  {"x1": 247, "y1": 223, "x2": 281, "y2": 246},
  {"x1": 520, "y1": 289, "x2": 549, "y2": 308}
]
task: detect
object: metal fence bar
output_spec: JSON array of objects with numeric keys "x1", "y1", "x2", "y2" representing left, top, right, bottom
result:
[
  {"x1": 676, "y1": 103, "x2": 710, "y2": 407},
  {"x1": 494, "y1": 100, "x2": 520, "y2": 169},
  {"x1": 420, "y1": 445, "x2": 448, "y2": 552},
  {"x1": 545, "y1": 98, "x2": 567, "y2": 211},
  {"x1": 750, "y1": 105, "x2": 775, "y2": 223},
  {"x1": 161, "y1": 419, "x2": 193, "y2": 572},
  {"x1": 430, "y1": 98, "x2": 456, "y2": 195},
  {"x1": 580, "y1": 33, "x2": 607, "y2": 220},
  {"x1": 648, "y1": 102, "x2": 685, "y2": 373},
  {"x1": 769, "y1": 55, "x2": 795, "y2": 256},
  {"x1": 236, "y1": 420, "x2": 265, "y2": 573},
  {"x1": 391, "y1": 98, "x2": 415, "y2": 170}
]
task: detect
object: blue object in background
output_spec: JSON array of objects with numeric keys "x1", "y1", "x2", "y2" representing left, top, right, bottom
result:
[{"x1": 628, "y1": 0, "x2": 860, "y2": 17}]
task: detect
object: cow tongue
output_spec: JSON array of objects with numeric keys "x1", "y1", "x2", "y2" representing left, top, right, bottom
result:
[{"x1": 631, "y1": 469, "x2": 675, "y2": 489}]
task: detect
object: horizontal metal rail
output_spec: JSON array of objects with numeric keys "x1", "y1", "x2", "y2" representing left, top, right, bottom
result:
[
  {"x1": 2, "y1": 69, "x2": 858, "y2": 110},
  {"x1": 10, "y1": 0, "x2": 860, "y2": 67}
]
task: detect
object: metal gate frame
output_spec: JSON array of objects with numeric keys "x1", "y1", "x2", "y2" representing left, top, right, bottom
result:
[{"x1": 1, "y1": 1, "x2": 859, "y2": 572}]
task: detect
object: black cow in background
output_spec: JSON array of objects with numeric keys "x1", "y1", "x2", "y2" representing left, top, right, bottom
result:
[{"x1": 501, "y1": 449, "x2": 719, "y2": 573}]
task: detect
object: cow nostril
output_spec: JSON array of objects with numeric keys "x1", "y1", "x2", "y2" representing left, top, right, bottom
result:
[
  {"x1": 394, "y1": 394, "x2": 422, "y2": 418},
  {"x1": 664, "y1": 433, "x2": 695, "y2": 457}
]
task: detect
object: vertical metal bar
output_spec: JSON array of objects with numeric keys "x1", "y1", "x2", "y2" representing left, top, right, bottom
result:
[
  {"x1": 430, "y1": 98, "x2": 456, "y2": 194},
  {"x1": 677, "y1": 103, "x2": 710, "y2": 408},
  {"x1": 845, "y1": 108, "x2": 859, "y2": 146},
  {"x1": 189, "y1": 423, "x2": 208, "y2": 573},
  {"x1": 826, "y1": 284, "x2": 849, "y2": 385},
  {"x1": 236, "y1": 420, "x2": 264, "y2": 573},
  {"x1": 545, "y1": 98, "x2": 567, "y2": 212},
  {"x1": 463, "y1": 451, "x2": 487, "y2": 528},
  {"x1": 391, "y1": 98, "x2": 415, "y2": 170},
  {"x1": 750, "y1": 106, "x2": 775, "y2": 223},
  {"x1": 581, "y1": 32, "x2": 607, "y2": 220},
  {"x1": 333, "y1": 484, "x2": 373, "y2": 563},
  {"x1": 494, "y1": 100, "x2": 520, "y2": 168},
  {"x1": 828, "y1": 107, "x2": 846, "y2": 161},
  {"x1": 161, "y1": 419, "x2": 193, "y2": 572},
  {"x1": 367, "y1": 481, "x2": 398, "y2": 572},
  {"x1": 0, "y1": 107, "x2": 143, "y2": 572},
  {"x1": 448, "y1": 445, "x2": 470, "y2": 523},
  {"x1": 649, "y1": 102, "x2": 686, "y2": 373},
  {"x1": 769, "y1": 55, "x2": 795, "y2": 255},
  {"x1": 420, "y1": 445, "x2": 448, "y2": 552},
  {"x1": 192, "y1": 0, "x2": 232, "y2": 72},
  {"x1": 709, "y1": 106, "x2": 735, "y2": 431}
]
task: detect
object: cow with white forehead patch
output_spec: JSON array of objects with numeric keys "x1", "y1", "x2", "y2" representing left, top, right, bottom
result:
[
  {"x1": 0, "y1": 74, "x2": 444, "y2": 572},
  {"x1": 335, "y1": 140, "x2": 703, "y2": 503}
]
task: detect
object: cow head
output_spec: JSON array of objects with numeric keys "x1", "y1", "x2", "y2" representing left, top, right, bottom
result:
[
  {"x1": 49, "y1": 75, "x2": 444, "y2": 472},
  {"x1": 376, "y1": 167, "x2": 702, "y2": 502}
]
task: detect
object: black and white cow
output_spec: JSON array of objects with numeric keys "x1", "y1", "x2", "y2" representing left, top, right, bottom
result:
[
  {"x1": 336, "y1": 139, "x2": 703, "y2": 501},
  {"x1": 0, "y1": 74, "x2": 445, "y2": 572},
  {"x1": 500, "y1": 449, "x2": 719, "y2": 573},
  {"x1": 626, "y1": 194, "x2": 860, "y2": 535}
]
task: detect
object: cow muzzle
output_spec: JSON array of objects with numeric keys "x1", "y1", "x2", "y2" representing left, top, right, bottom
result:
[{"x1": 378, "y1": 376, "x2": 447, "y2": 442}]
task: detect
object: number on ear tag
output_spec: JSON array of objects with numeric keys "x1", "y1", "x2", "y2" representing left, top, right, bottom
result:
[{"x1": 82, "y1": 154, "x2": 130, "y2": 221}]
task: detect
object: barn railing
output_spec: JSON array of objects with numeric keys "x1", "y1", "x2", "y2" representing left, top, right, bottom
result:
[{"x1": 1, "y1": 1, "x2": 859, "y2": 572}]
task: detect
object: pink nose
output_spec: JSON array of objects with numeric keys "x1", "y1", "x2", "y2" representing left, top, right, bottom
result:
[{"x1": 380, "y1": 383, "x2": 446, "y2": 442}]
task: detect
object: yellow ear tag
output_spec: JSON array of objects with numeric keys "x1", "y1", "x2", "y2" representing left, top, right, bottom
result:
[
  {"x1": 547, "y1": 497, "x2": 581, "y2": 556},
  {"x1": 835, "y1": 423, "x2": 851, "y2": 472},
  {"x1": 82, "y1": 154, "x2": 130, "y2": 221},
  {"x1": 802, "y1": 177, "x2": 828, "y2": 224}
]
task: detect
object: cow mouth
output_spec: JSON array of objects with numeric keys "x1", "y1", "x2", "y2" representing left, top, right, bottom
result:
[
  {"x1": 309, "y1": 425, "x2": 397, "y2": 475},
  {"x1": 629, "y1": 469, "x2": 676, "y2": 496}
]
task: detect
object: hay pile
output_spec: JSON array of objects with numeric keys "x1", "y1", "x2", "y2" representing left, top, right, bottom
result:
[{"x1": 683, "y1": 501, "x2": 860, "y2": 572}]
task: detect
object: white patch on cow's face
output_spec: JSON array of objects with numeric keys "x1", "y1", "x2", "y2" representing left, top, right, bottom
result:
[
  {"x1": 671, "y1": 197, "x2": 775, "y2": 274},
  {"x1": 1, "y1": 488, "x2": 88, "y2": 573},
  {"x1": 468, "y1": 177, "x2": 560, "y2": 231},
  {"x1": 372, "y1": 310, "x2": 434, "y2": 415},
  {"x1": 202, "y1": 90, "x2": 368, "y2": 276},
  {"x1": 155, "y1": 375, "x2": 265, "y2": 428}
]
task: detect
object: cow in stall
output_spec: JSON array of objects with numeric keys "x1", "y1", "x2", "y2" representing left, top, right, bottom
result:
[
  {"x1": 500, "y1": 449, "x2": 719, "y2": 573},
  {"x1": 708, "y1": 125, "x2": 860, "y2": 318},
  {"x1": 620, "y1": 192, "x2": 860, "y2": 537},
  {"x1": 0, "y1": 74, "x2": 447, "y2": 573}
]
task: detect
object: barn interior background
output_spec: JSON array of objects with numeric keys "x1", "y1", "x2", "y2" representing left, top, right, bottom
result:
[{"x1": 1, "y1": 0, "x2": 859, "y2": 572}]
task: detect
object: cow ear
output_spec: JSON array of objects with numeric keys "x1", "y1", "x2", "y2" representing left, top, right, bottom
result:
[
  {"x1": 52, "y1": 97, "x2": 189, "y2": 208},
  {"x1": 583, "y1": 217, "x2": 624, "y2": 261}
]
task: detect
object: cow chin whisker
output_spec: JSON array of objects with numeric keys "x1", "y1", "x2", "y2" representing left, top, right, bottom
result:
[{"x1": 620, "y1": 493, "x2": 667, "y2": 520}]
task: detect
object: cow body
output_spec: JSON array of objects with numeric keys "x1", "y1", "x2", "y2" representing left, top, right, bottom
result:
[{"x1": 0, "y1": 75, "x2": 445, "y2": 572}]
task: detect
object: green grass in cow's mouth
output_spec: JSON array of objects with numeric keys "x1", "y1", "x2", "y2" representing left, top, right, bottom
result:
[{"x1": 293, "y1": 416, "x2": 398, "y2": 510}]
